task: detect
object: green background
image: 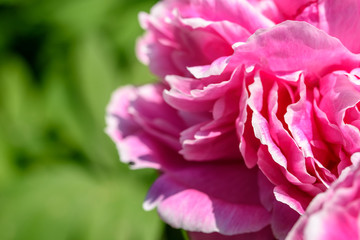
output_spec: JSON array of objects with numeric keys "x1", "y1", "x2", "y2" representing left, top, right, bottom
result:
[{"x1": 0, "y1": 0, "x2": 187, "y2": 239}]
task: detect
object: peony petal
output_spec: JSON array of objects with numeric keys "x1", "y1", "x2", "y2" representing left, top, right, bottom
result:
[
  {"x1": 287, "y1": 163, "x2": 360, "y2": 240},
  {"x1": 164, "y1": 66, "x2": 243, "y2": 111},
  {"x1": 106, "y1": 86, "x2": 139, "y2": 140},
  {"x1": 257, "y1": 171, "x2": 276, "y2": 212},
  {"x1": 247, "y1": 0, "x2": 285, "y2": 23},
  {"x1": 230, "y1": 21, "x2": 360, "y2": 77},
  {"x1": 187, "y1": 226, "x2": 275, "y2": 240},
  {"x1": 240, "y1": 115, "x2": 262, "y2": 169},
  {"x1": 271, "y1": 201, "x2": 300, "y2": 240},
  {"x1": 303, "y1": 209, "x2": 359, "y2": 240},
  {"x1": 273, "y1": 185, "x2": 312, "y2": 214},
  {"x1": 187, "y1": 56, "x2": 230, "y2": 79},
  {"x1": 115, "y1": 131, "x2": 163, "y2": 170},
  {"x1": 179, "y1": 118, "x2": 241, "y2": 161},
  {"x1": 266, "y1": 79, "x2": 316, "y2": 187},
  {"x1": 272, "y1": 0, "x2": 315, "y2": 18},
  {"x1": 319, "y1": 71, "x2": 360, "y2": 153},
  {"x1": 144, "y1": 163, "x2": 271, "y2": 235},
  {"x1": 129, "y1": 84, "x2": 185, "y2": 150},
  {"x1": 320, "y1": 0, "x2": 360, "y2": 53},
  {"x1": 106, "y1": 84, "x2": 187, "y2": 170},
  {"x1": 248, "y1": 74, "x2": 316, "y2": 191},
  {"x1": 179, "y1": 17, "x2": 251, "y2": 45},
  {"x1": 190, "y1": 0, "x2": 275, "y2": 33}
]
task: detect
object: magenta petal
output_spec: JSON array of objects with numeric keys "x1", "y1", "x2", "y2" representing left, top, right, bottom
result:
[
  {"x1": 115, "y1": 132, "x2": 162, "y2": 169},
  {"x1": 319, "y1": 71, "x2": 360, "y2": 153},
  {"x1": 287, "y1": 162, "x2": 360, "y2": 240},
  {"x1": 274, "y1": 185, "x2": 312, "y2": 214},
  {"x1": 191, "y1": 0, "x2": 275, "y2": 33},
  {"x1": 164, "y1": 66, "x2": 243, "y2": 112},
  {"x1": 239, "y1": 115, "x2": 261, "y2": 169},
  {"x1": 144, "y1": 163, "x2": 271, "y2": 235},
  {"x1": 188, "y1": 56, "x2": 230, "y2": 79},
  {"x1": 179, "y1": 17, "x2": 251, "y2": 45},
  {"x1": 247, "y1": 76, "x2": 316, "y2": 193},
  {"x1": 230, "y1": 21, "x2": 360, "y2": 77},
  {"x1": 179, "y1": 119, "x2": 241, "y2": 161},
  {"x1": 107, "y1": 84, "x2": 184, "y2": 149},
  {"x1": 303, "y1": 209, "x2": 359, "y2": 240},
  {"x1": 106, "y1": 86, "x2": 139, "y2": 140},
  {"x1": 271, "y1": 201, "x2": 300, "y2": 240},
  {"x1": 187, "y1": 226, "x2": 275, "y2": 240},
  {"x1": 106, "y1": 84, "x2": 187, "y2": 170},
  {"x1": 273, "y1": 0, "x2": 314, "y2": 17},
  {"x1": 321, "y1": 0, "x2": 360, "y2": 53}
]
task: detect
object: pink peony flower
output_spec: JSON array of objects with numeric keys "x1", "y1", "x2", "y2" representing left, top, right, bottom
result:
[
  {"x1": 106, "y1": 83, "x2": 299, "y2": 239},
  {"x1": 286, "y1": 154, "x2": 360, "y2": 240},
  {"x1": 107, "y1": 0, "x2": 360, "y2": 239}
]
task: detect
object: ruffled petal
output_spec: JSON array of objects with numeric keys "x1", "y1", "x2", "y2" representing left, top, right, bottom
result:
[
  {"x1": 144, "y1": 163, "x2": 271, "y2": 235},
  {"x1": 187, "y1": 226, "x2": 275, "y2": 240},
  {"x1": 320, "y1": 0, "x2": 360, "y2": 53},
  {"x1": 229, "y1": 21, "x2": 360, "y2": 77}
]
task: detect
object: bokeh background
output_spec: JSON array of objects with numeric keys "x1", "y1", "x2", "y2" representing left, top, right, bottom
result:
[{"x1": 0, "y1": 0, "x2": 186, "y2": 239}]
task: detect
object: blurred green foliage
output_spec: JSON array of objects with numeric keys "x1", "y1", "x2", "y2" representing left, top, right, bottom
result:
[{"x1": 0, "y1": 0, "x2": 187, "y2": 239}]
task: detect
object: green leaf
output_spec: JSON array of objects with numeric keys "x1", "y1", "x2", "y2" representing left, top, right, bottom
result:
[{"x1": 0, "y1": 166, "x2": 163, "y2": 240}]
